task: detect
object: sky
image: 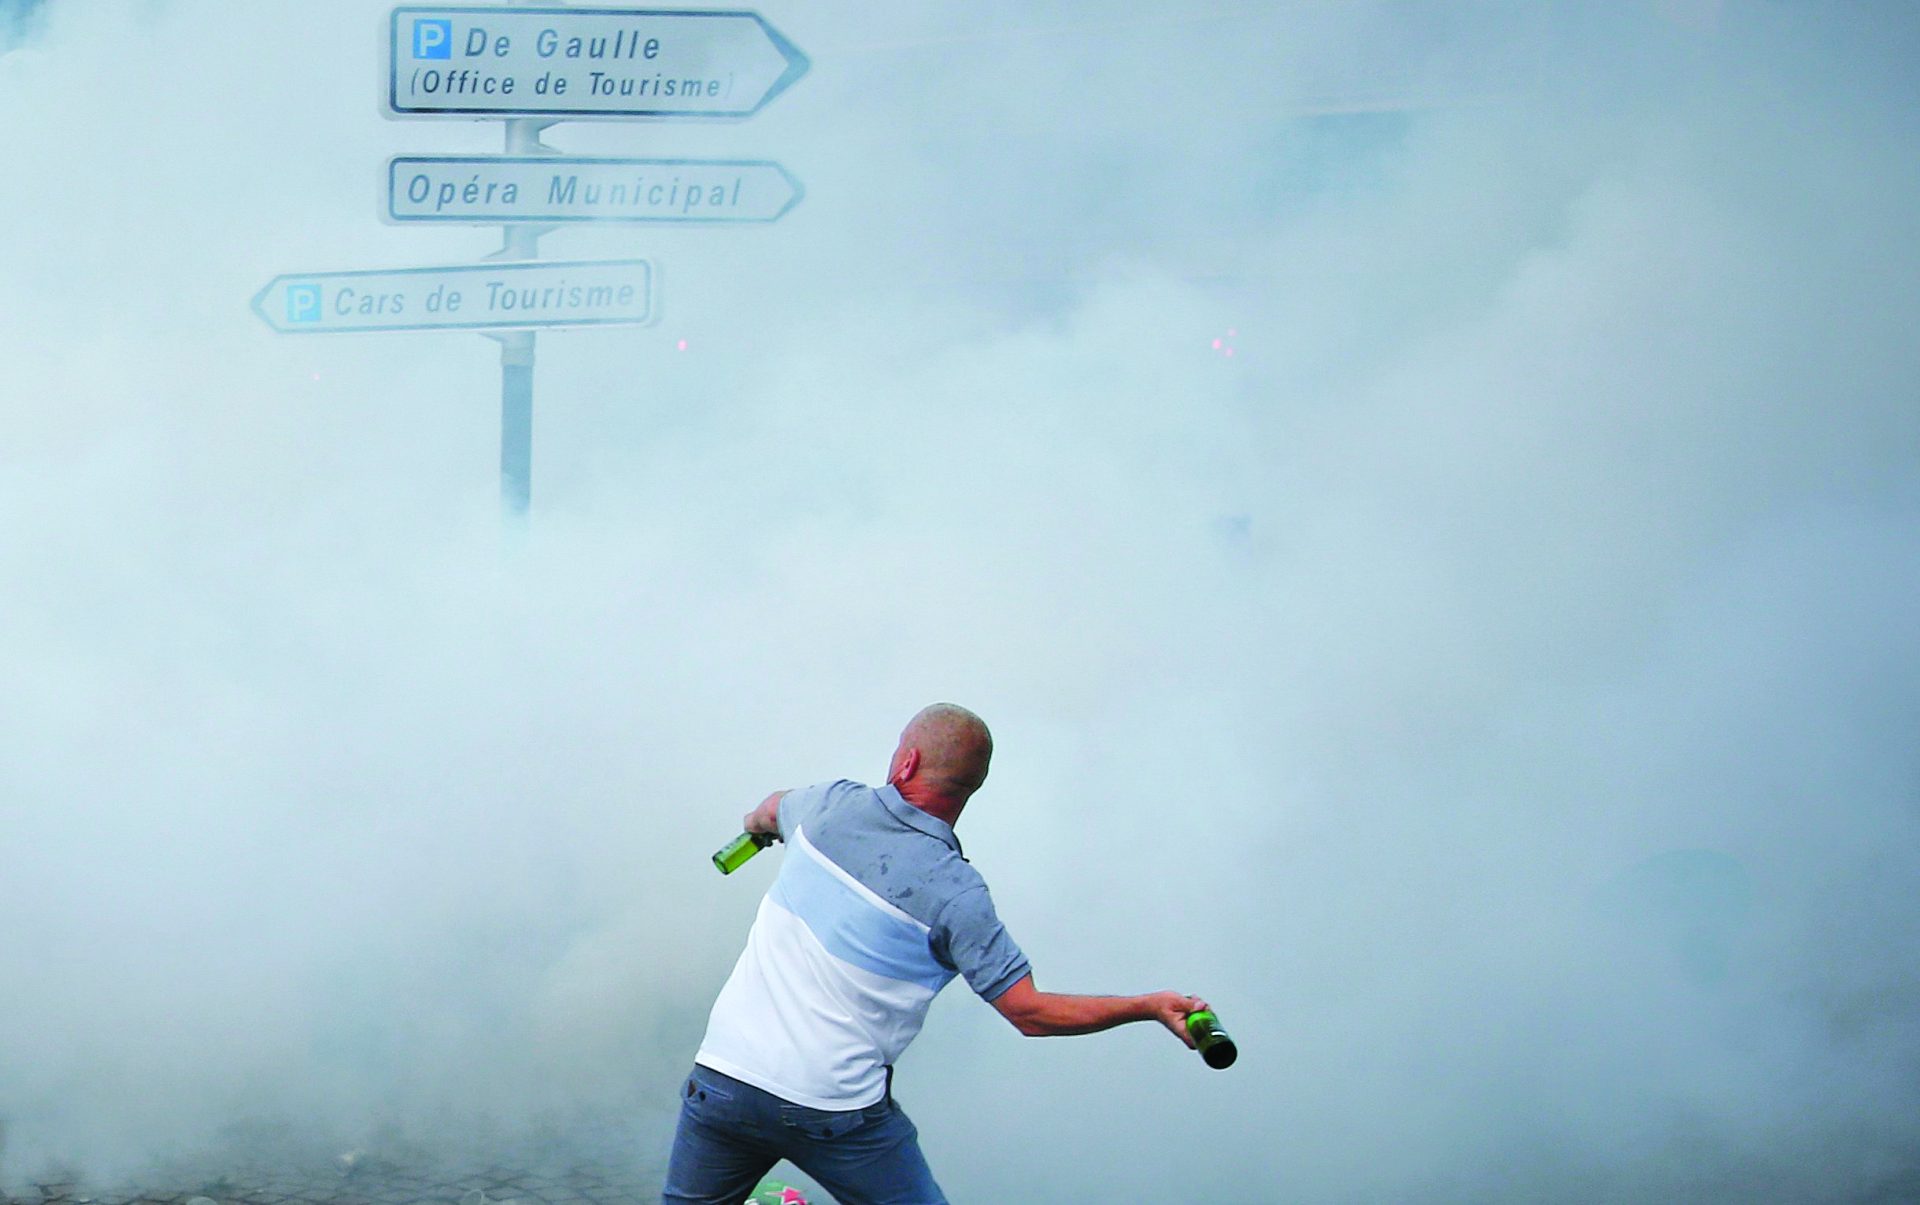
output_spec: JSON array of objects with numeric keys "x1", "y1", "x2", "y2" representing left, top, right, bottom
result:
[{"x1": 2, "y1": 0, "x2": 1918, "y2": 1200}]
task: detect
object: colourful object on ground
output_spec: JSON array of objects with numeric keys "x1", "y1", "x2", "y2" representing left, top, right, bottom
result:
[
  {"x1": 747, "y1": 1180, "x2": 808, "y2": 1204},
  {"x1": 1186, "y1": 1008, "x2": 1238, "y2": 1069},
  {"x1": 714, "y1": 830, "x2": 775, "y2": 874}
]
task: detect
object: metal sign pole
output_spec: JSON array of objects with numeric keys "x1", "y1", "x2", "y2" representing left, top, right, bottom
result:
[
  {"x1": 492, "y1": 0, "x2": 553, "y2": 519},
  {"x1": 488, "y1": 115, "x2": 555, "y2": 517},
  {"x1": 498, "y1": 330, "x2": 535, "y2": 514}
]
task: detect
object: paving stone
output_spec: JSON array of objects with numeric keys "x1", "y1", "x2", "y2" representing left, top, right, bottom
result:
[{"x1": 5, "y1": 1118, "x2": 672, "y2": 1205}]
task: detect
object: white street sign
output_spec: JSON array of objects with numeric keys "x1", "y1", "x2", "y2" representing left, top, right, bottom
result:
[
  {"x1": 385, "y1": 6, "x2": 809, "y2": 119},
  {"x1": 386, "y1": 155, "x2": 803, "y2": 223},
  {"x1": 251, "y1": 259, "x2": 654, "y2": 334}
]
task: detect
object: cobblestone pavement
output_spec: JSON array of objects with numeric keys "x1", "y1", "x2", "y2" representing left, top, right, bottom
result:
[{"x1": 0, "y1": 1115, "x2": 671, "y2": 1205}]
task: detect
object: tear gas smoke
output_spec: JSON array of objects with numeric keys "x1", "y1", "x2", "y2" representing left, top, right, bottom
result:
[{"x1": 2, "y1": 1, "x2": 1917, "y2": 1199}]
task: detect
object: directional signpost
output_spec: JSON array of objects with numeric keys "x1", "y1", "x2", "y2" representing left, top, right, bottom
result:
[{"x1": 253, "y1": 4, "x2": 809, "y2": 516}]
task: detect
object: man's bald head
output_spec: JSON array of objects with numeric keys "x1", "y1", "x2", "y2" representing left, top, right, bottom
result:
[{"x1": 888, "y1": 704, "x2": 993, "y2": 813}]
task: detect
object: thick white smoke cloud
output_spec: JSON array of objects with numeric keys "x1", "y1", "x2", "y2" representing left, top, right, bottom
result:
[{"x1": 3, "y1": 0, "x2": 1917, "y2": 1199}]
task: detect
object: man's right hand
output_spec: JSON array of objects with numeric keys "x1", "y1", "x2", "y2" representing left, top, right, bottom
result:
[{"x1": 743, "y1": 790, "x2": 787, "y2": 839}]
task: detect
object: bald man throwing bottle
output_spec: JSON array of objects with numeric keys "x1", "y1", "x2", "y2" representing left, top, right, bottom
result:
[{"x1": 662, "y1": 704, "x2": 1210, "y2": 1205}]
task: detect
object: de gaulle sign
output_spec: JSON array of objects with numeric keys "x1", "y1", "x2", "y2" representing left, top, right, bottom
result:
[{"x1": 386, "y1": 6, "x2": 810, "y2": 119}]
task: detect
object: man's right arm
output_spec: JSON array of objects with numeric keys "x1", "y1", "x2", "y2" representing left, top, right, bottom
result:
[
  {"x1": 743, "y1": 790, "x2": 787, "y2": 838},
  {"x1": 989, "y1": 973, "x2": 1206, "y2": 1047}
]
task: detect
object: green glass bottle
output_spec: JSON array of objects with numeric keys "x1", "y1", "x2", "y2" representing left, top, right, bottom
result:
[
  {"x1": 712, "y1": 831, "x2": 775, "y2": 875},
  {"x1": 1186, "y1": 1008, "x2": 1238, "y2": 1069}
]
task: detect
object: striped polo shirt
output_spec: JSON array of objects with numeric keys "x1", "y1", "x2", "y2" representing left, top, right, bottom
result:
[{"x1": 695, "y1": 779, "x2": 1031, "y2": 1110}]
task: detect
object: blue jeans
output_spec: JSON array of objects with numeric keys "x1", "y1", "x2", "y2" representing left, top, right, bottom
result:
[{"x1": 662, "y1": 1065, "x2": 948, "y2": 1205}]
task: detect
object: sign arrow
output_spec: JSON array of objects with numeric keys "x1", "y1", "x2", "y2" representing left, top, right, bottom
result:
[
  {"x1": 250, "y1": 259, "x2": 654, "y2": 334},
  {"x1": 385, "y1": 6, "x2": 809, "y2": 120},
  {"x1": 385, "y1": 155, "x2": 803, "y2": 224}
]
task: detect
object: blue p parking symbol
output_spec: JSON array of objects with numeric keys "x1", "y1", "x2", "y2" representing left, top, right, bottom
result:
[
  {"x1": 286, "y1": 284, "x2": 323, "y2": 324},
  {"x1": 412, "y1": 19, "x2": 452, "y2": 59}
]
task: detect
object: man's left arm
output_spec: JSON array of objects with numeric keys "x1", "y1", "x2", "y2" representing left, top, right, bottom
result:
[
  {"x1": 942, "y1": 886, "x2": 1208, "y2": 1049},
  {"x1": 989, "y1": 974, "x2": 1206, "y2": 1046}
]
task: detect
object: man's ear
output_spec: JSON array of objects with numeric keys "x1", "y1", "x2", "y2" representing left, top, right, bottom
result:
[{"x1": 890, "y1": 747, "x2": 920, "y2": 785}]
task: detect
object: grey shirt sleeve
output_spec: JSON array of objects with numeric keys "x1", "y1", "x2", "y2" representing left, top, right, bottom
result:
[
  {"x1": 777, "y1": 780, "x2": 850, "y2": 842},
  {"x1": 933, "y1": 884, "x2": 1032, "y2": 1001}
]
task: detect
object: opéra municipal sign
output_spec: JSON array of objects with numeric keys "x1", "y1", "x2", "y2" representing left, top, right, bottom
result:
[{"x1": 386, "y1": 156, "x2": 803, "y2": 223}]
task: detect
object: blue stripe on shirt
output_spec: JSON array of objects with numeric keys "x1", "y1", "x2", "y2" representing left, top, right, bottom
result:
[{"x1": 770, "y1": 838, "x2": 957, "y2": 993}]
